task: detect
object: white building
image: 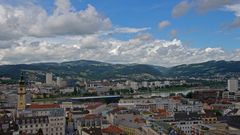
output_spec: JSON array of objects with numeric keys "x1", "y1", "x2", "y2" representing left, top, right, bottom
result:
[
  {"x1": 23, "y1": 104, "x2": 66, "y2": 135},
  {"x1": 154, "y1": 81, "x2": 162, "y2": 87},
  {"x1": 228, "y1": 78, "x2": 238, "y2": 92},
  {"x1": 173, "y1": 112, "x2": 203, "y2": 135},
  {"x1": 56, "y1": 77, "x2": 63, "y2": 87},
  {"x1": 130, "y1": 81, "x2": 138, "y2": 90},
  {"x1": 46, "y1": 73, "x2": 53, "y2": 85},
  {"x1": 16, "y1": 116, "x2": 50, "y2": 135},
  {"x1": 142, "y1": 81, "x2": 148, "y2": 88}
]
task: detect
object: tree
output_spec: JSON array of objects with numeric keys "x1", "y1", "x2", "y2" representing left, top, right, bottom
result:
[
  {"x1": 109, "y1": 88, "x2": 115, "y2": 95},
  {"x1": 185, "y1": 91, "x2": 193, "y2": 98},
  {"x1": 130, "y1": 88, "x2": 134, "y2": 94}
]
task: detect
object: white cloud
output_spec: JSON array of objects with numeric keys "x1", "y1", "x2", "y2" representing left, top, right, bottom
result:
[
  {"x1": 110, "y1": 27, "x2": 150, "y2": 34},
  {"x1": 172, "y1": 0, "x2": 238, "y2": 17},
  {"x1": 0, "y1": 0, "x2": 239, "y2": 66},
  {"x1": 0, "y1": 0, "x2": 111, "y2": 40},
  {"x1": 158, "y1": 21, "x2": 171, "y2": 29},
  {"x1": 224, "y1": 3, "x2": 240, "y2": 29},
  {"x1": 0, "y1": 34, "x2": 239, "y2": 67}
]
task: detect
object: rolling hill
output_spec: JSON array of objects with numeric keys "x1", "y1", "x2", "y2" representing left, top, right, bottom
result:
[{"x1": 0, "y1": 60, "x2": 240, "y2": 81}]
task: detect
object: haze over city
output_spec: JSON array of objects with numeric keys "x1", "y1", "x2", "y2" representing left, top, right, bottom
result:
[{"x1": 0, "y1": 0, "x2": 240, "y2": 66}]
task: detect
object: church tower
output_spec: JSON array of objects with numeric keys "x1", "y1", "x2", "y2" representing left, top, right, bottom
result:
[{"x1": 17, "y1": 72, "x2": 26, "y2": 111}]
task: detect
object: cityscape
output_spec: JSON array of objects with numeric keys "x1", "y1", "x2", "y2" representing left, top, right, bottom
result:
[{"x1": 1, "y1": 0, "x2": 240, "y2": 135}]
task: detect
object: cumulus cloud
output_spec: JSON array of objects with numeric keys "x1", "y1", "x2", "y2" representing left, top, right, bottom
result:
[
  {"x1": 0, "y1": 34, "x2": 239, "y2": 66},
  {"x1": 0, "y1": 0, "x2": 239, "y2": 66},
  {"x1": 225, "y1": 3, "x2": 240, "y2": 17},
  {"x1": 158, "y1": 21, "x2": 171, "y2": 29},
  {"x1": 0, "y1": 0, "x2": 111, "y2": 40},
  {"x1": 225, "y1": 4, "x2": 240, "y2": 28}
]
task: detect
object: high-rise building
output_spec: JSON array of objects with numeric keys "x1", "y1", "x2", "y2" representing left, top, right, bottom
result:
[
  {"x1": 17, "y1": 73, "x2": 26, "y2": 111},
  {"x1": 46, "y1": 73, "x2": 53, "y2": 85},
  {"x1": 228, "y1": 78, "x2": 239, "y2": 92},
  {"x1": 56, "y1": 77, "x2": 63, "y2": 87}
]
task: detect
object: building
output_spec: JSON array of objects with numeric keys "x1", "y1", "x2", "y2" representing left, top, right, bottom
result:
[
  {"x1": 29, "y1": 104, "x2": 66, "y2": 135},
  {"x1": 0, "y1": 114, "x2": 19, "y2": 135},
  {"x1": 172, "y1": 112, "x2": 203, "y2": 135},
  {"x1": 56, "y1": 77, "x2": 63, "y2": 87},
  {"x1": 17, "y1": 73, "x2": 26, "y2": 111},
  {"x1": 80, "y1": 127, "x2": 102, "y2": 135},
  {"x1": 46, "y1": 73, "x2": 53, "y2": 85},
  {"x1": 101, "y1": 125, "x2": 124, "y2": 135},
  {"x1": 192, "y1": 123, "x2": 240, "y2": 135},
  {"x1": 228, "y1": 78, "x2": 238, "y2": 92},
  {"x1": 76, "y1": 114, "x2": 103, "y2": 134},
  {"x1": 130, "y1": 81, "x2": 138, "y2": 90},
  {"x1": 85, "y1": 102, "x2": 106, "y2": 114},
  {"x1": 16, "y1": 116, "x2": 49, "y2": 135}
]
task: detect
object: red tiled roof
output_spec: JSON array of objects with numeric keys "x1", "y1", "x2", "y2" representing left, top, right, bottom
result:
[
  {"x1": 29, "y1": 104, "x2": 60, "y2": 109},
  {"x1": 86, "y1": 102, "x2": 103, "y2": 110},
  {"x1": 171, "y1": 96, "x2": 182, "y2": 100},
  {"x1": 102, "y1": 125, "x2": 123, "y2": 134},
  {"x1": 134, "y1": 117, "x2": 146, "y2": 123}
]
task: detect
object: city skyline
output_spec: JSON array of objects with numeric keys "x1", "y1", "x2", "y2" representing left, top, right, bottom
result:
[{"x1": 0, "y1": 0, "x2": 240, "y2": 66}]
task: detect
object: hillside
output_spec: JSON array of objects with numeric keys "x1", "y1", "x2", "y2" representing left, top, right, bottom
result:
[
  {"x1": 0, "y1": 60, "x2": 240, "y2": 81},
  {"x1": 0, "y1": 60, "x2": 165, "y2": 80},
  {"x1": 166, "y1": 60, "x2": 240, "y2": 77}
]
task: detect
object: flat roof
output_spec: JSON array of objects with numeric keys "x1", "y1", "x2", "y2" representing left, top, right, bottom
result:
[{"x1": 69, "y1": 95, "x2": 122, "y2": 100}]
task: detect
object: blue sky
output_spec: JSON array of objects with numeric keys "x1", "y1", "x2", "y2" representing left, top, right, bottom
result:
[
  {"x1": 34, "y1": 0, "x2": 239, "y2": 50},
  {"x1": 0, "y1": 0, "x2": 240, "y2": 66}
]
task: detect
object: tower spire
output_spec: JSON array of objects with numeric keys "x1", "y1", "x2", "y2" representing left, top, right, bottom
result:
[{"x1": 17, "y1": 72, "x2": 26, "y2": 111}]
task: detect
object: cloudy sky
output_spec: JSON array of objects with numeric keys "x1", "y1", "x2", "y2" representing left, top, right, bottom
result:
[{"x1": 0, "y1": 0, "x2": 240, "y2": 66}]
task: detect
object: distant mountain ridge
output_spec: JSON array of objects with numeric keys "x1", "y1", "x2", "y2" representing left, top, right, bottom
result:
[{"x1": 0, "y1": 60, "x2": 240, "y2": 80}]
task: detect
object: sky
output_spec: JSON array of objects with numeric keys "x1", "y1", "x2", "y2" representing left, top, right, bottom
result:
[{"x1": 0, "y1": 0, "x2": 240, "y2": 66}]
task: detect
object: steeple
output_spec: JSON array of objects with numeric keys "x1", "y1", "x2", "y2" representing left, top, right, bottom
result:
[{"x1": 17, "y1": 72, "x2": 26, "y2": 111}]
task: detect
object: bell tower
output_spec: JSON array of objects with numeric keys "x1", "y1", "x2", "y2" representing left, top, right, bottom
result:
[{"x1": 17, "y1": 72, "x2": 26, "y2": 111}]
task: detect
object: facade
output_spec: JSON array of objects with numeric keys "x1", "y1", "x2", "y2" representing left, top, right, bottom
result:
[
  {"x1": 46, "y1": 73, "x2": 53, "y2": 85},
  {"x1": 16, "y1": 116, "x2": 49, "y2": 135},
  {"x1": 56, "y1": 77, "x2": 63, "y2": 87},
  {"x1": 228, "y1": 78, "x2": 238, "y2": 92},
  {"x1": 76, "y1": 114, "x2": 102, "y2": 128},
  {"x1": 29, "y1": 104, "x2": 66, "y2": 135},
  {"x1": 172, "y1": 112, "x2": 203, "y2": 135},
  {"x1": 0, "y1": 115, "x2": 19, "y2": 135}
]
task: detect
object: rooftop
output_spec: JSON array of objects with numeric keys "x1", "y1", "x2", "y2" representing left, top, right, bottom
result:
[
  {"x1": 86, "y1": 102, "x2": 104, "y2": 110},
  {"x1": 82, "y1": 127, "x2": 102, "y2": 135},
  {"x1": 102, "y1": 125, "x2": 123, "y2": 134},
  {"x1": 29, "y1": 104, "x2": 60, "y2": 109}
]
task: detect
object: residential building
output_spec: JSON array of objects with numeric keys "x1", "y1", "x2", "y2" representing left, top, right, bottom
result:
[
  {"x1": 228, "y1": 78, "x2": 238, "y2": 92},
  {"x1": 16, "y1": 116, "x2": 49, "y2": 135},
  {"x1": 46, "y1": 73, "x2": 53, "y2": 85}
]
